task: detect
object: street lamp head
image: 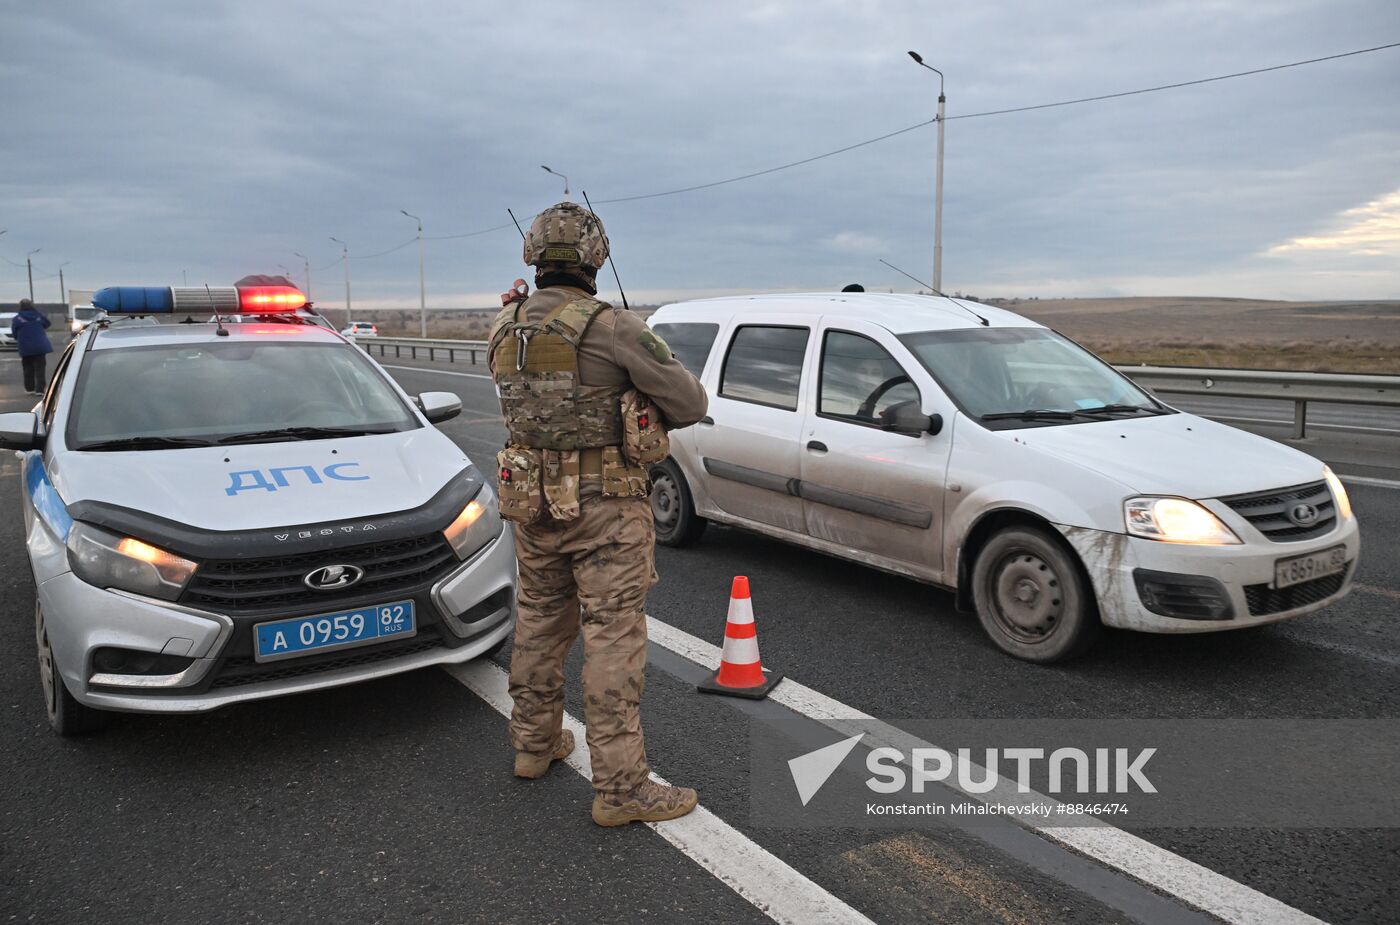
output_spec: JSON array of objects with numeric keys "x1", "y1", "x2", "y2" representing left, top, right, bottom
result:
[{"x1": 907, "y1": 50, "x2": 923, "y2": 64}]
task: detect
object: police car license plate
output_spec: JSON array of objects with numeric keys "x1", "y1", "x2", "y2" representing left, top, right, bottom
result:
[
  {"x1": 253, "y1": 600, "x2": 416, "y2": 663},
  {"x1": 1273, "y1": 545, "x2": 1346, "y2": 590}
]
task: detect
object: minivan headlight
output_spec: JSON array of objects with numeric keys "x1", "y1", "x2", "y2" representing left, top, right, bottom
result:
[
  {"x1": 1124, "y1": 497, "x2": 1241, "y2": 545},
  {"x1": 1322, "y1": 466, "x2": 1353, "y2": 521},
  {"x1": 443, "y1": 486, "x2": 502, "y2": 560},
  {"x1": 67, "y1": 522, "x2": 199, "y2": 600}
]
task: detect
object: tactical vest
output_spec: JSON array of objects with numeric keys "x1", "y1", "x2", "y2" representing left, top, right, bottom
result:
[{"x1": 489, "y1": 296, "x2": 626, "y2": 450}]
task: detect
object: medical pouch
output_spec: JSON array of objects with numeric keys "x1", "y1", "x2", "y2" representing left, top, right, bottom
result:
[
  {"x1": 496, "y1": 445, "x2": 543, "y2": 524},
  {"x1": 621, "y1": 389, "x2": 670, "y2": 466}
]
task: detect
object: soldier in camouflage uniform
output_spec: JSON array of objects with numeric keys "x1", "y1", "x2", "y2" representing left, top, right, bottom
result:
[{"x1": 488, "y1": 202, "x2": 708, "y2": 826}]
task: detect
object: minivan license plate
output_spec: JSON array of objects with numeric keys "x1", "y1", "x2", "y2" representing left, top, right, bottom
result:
[
  {"x1": 254, "y1": 600, "x2": 416, "y2": 662},
  {"x1": 1273, "y1": 546, "x2": 1345, "y2": 590}
]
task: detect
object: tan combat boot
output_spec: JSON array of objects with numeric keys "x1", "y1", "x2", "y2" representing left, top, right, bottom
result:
[
  {"x1": 591, "y1": 779, "x2": 699, "y2": 827},
  {"x1": 514, "y1": 730, "x2": 576, "y2": 779}
]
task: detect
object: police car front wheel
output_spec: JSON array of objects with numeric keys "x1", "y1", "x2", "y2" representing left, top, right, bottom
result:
[{"x1": 35, "y1": 602, "x2": 107, "y2": 737}]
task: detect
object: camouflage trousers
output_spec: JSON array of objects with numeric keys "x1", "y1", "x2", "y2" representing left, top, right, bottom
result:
[{"x1": 508, "y1": 497, "x2": 657, "y2": 794}]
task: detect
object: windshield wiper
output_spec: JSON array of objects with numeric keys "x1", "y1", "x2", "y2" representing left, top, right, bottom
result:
[
  {"x1": 980, "y1": 409, "x2": 1085, "y2": 422},
  {"x1": 1075, "y1": 403, "x2": 1171, "y2": 416},
  {"x1": 78, "y1": 435, "x2": 215, "y2": 451},
  {"x1": 216, "y1": 426, "x2": 398, "y2": 445}
]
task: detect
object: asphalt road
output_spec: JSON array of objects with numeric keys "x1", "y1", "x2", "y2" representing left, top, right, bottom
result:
[{"x1": 3, "y1": 351, "x2": 1399, "y2": 924}]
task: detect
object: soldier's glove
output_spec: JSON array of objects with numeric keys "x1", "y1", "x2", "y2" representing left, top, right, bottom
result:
[{"x1": 501, "y1": 279, "x2": 529, "y2": 306}]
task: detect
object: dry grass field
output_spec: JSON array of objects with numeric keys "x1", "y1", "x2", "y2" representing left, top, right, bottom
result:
[{"x1": 334, "y1": 296, "x2": 1399, "y2": 374}]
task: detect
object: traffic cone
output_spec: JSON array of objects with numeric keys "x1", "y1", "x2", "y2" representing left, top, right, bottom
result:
[{"x1": 697, "y1": 576, "x2": 783, "y2": 699}]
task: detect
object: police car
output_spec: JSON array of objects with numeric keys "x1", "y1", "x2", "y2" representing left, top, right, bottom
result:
[{"x1": 1, "y1": 283, "x2": 515, "y2": 735}]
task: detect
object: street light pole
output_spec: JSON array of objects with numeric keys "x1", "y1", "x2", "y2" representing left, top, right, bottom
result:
[
  {"x1": 330, "y1": 237, "x2": 351, "y2": 324},
  {"x1": 57, "y1": 262, "x2": 70, "y2": 305},
  {"x1": 401, "y1": 210, "x2": 427, "y2": 338},
  {"x1": 908, "y1": 51, "x2": 946, "y2": 293},
  {"x1": 26, "y1": 248, "x2": 41, "y2": 302},
  {"x1": 294, "y1": 251, "x2": 312, "y2": 302},
  {"x1": 541, "y1": 165, "x2": 570, "y2": 201}
]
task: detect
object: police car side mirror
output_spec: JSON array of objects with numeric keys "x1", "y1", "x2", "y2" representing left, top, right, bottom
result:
[
  {"x1": 417, "y1": 392, "x2": 461, "y2": 425},
  {"x1": 0, "y1": 412, "x2": 42, "y2": 451}
]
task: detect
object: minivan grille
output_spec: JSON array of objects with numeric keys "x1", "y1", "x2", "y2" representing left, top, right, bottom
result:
[
  {"x1": 1243, "y1": 571, "x2": 1348, "y2": 616},
  {"x1": 182, "y1": 533, "x2": 457, "y2": 614},
  {"x1": 1220, "y1": 480, "x2": 1335, "y2": 542}
]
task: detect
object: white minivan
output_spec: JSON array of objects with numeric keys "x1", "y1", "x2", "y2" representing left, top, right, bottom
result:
[{"x1": 645, "y1": 292, "x2": 1359, "y2": 662}]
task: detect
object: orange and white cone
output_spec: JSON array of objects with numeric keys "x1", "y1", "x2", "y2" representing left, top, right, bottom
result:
[{"x1": 697, "y1": 576, "x2": 783, "y2": 699}]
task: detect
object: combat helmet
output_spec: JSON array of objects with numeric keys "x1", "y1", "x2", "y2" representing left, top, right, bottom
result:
[{"x1": 523, "y1": 202, "x2": 609, "y2": 270}]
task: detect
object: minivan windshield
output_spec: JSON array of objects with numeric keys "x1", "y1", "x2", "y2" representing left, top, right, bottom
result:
[
  {"x1": 898, "y1": 327, "x2": 1165, "y2": 427},
  {"x1": 68, "y1": 341, "x2": 419, "y2": 449}
]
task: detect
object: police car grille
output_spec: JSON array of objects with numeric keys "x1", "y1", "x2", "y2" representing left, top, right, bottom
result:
[
  {"x1": 183, "y1": 533, "x2": 457, "y2": 613},
  {"x1": 209, "y1": 627, "x2": 446, "y2": 689},
  {"x1": 1220, "y1": 480, "x2": 1335, "y2": 541},
  {"x1": 1243, "y1": 571, "x2": 1348, "y2": 617}
]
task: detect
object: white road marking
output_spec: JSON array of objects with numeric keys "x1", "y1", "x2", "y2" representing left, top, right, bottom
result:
[
  {"x1": 443, "y1": 659, "x2": 876, "y2": 925},
  {"x1": 646, "y1": 616, "x2": 1328, "y2": 925},
  {"x1": 1341, "y1": 474, "x2": 1400, "y2": 490},
  {"x1": 381, "y1": 363, "x2": 493, "y2": 381}
]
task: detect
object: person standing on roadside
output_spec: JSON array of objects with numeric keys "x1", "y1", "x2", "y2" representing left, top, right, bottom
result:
[
  {"x1": 12, "y1": 299, "x2": 54, "y2": 396},
  {"x1": 488, "y1": 202, "x2": 708, "y2": 826}
]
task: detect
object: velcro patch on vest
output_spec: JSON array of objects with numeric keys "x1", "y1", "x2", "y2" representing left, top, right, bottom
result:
[{"x1": 542, "y1": 246, "x2": 581, "y2": 263}]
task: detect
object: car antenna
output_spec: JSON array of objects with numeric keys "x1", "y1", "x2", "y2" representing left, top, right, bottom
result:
[
  {"x1": 206, "y1": 284, "x2": 229, "y2": 336},
  {"x1": 878, "y1": 258, "x2": 989, "y2": 326},
  {"x1": 581, "y1": 190, "x2": 629, "y2": 312}
]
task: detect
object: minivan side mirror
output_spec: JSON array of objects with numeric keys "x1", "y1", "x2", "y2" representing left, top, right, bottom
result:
[
  {"x1": 0, "y1": 412, "x2": 42, "y2": 451},
  {"x1": 417, "y1": 392, "x2": 462, "y2": 425},
  {"x1": 880, "y1": 402, "x2": 943, "y2": 437}
]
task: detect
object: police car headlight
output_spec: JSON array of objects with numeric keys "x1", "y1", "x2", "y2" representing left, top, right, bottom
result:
[
  {"x1": 443, "y1": 487, "x2": 502, "y2": 560},
  {"x1": 1124, "y1": 497, "x2": 1242, "y2": 545},
  {"x1": 67, "y1": 523, "x2": 199, "y2": 601},
  {"x1": 1322, "y1": 466, "x2": 1353, "y2": 521}
]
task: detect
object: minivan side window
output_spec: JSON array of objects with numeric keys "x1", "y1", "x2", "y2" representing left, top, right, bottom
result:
[
  {"x1": 719, "y1": 325, "x2": 810, "y2": 411},
  {"x1": 819, "y1": 331, "x2": 921, "y2": 426},
  {"x1": 651, "y1": 322, "x2": 719, "y2": 377}
]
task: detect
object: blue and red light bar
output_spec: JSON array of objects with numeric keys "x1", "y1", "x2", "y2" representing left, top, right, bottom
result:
[{"x1": 92, "y1": 285, "x2": 308, "y2": 314}]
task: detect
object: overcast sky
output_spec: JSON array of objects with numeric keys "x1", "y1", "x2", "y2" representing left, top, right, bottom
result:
[{"x1": 3, "y1": 0, "x2": 1398, "y2": 308}]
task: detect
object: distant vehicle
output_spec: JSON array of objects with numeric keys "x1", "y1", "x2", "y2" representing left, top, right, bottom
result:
[
  {"x1": 1, "y1": 283, "x2": 513, "y2": 735},
  {"x1": 0, "y1": 312, "x2": 16, "y2": 350},
  {"x1": 341, "y1": 322, "x2": 379, "y2": 337},
  {"x1": 68, "y1": 304, "x2": 100, "y2": 336},
  {"x1": 646, "y1": 292, "x2": 1359, "y2": 663}
]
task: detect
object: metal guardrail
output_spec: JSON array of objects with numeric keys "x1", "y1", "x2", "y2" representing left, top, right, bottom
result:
[
  {"x1": 355, "y1": 336, "x2": 1400, "y2": 440},
  {"x1": 354, "y1": 335, "x2": 490, "y2": 365},
  {"x1": 1118, "y1": 366, "x2": 1400, "y2": 438}
]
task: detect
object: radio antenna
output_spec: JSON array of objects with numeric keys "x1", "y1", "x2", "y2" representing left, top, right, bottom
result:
[
  {"x1": 507, "y1": 208, "x2": 526, "y2": 240},
  {"x1": 206, "y1": 284, "x2": 229, "y2": 337},
  {"x1": 581, "y1": 190, "x2": 629, "y2": 312},
  {"x1": 878, "y1": 258, "x2": 988, "y2": 326}
]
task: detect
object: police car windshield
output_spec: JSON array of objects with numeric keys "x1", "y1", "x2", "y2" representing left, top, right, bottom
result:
[
  {"x1": 68, "y1": 341, "x2": 419, "y2": 449},
  {"x1": 898, "y1": 328, "x2": 1164, "y2": 428}
]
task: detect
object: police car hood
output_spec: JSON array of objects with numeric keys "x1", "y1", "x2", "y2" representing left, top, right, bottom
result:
[
  {"x1": 1009, "y1": 412, "x2": 1326, "y2": 499},
  {"x1": 54, "y1": 429, "x2": 472, "y2": 532}
]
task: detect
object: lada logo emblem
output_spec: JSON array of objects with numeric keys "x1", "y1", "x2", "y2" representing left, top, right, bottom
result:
[
  {"x1": 1287, "y1": 503, "x2": 1319, "y2": 526},
  {"x1": 303, "y1": 564, "x2": 364, "y2": 591}
]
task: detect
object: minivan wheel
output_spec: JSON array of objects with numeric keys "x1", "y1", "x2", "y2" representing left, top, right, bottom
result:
[
  {"x1": 35, "y1": 602, "x2": 107, "y2": 736},
  {"x1": 649, "y1": 458, "x2": 707, "y2": 547},
  {"x1": 971, "y1": 528, "x2": 1100, "y2": 663}
]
